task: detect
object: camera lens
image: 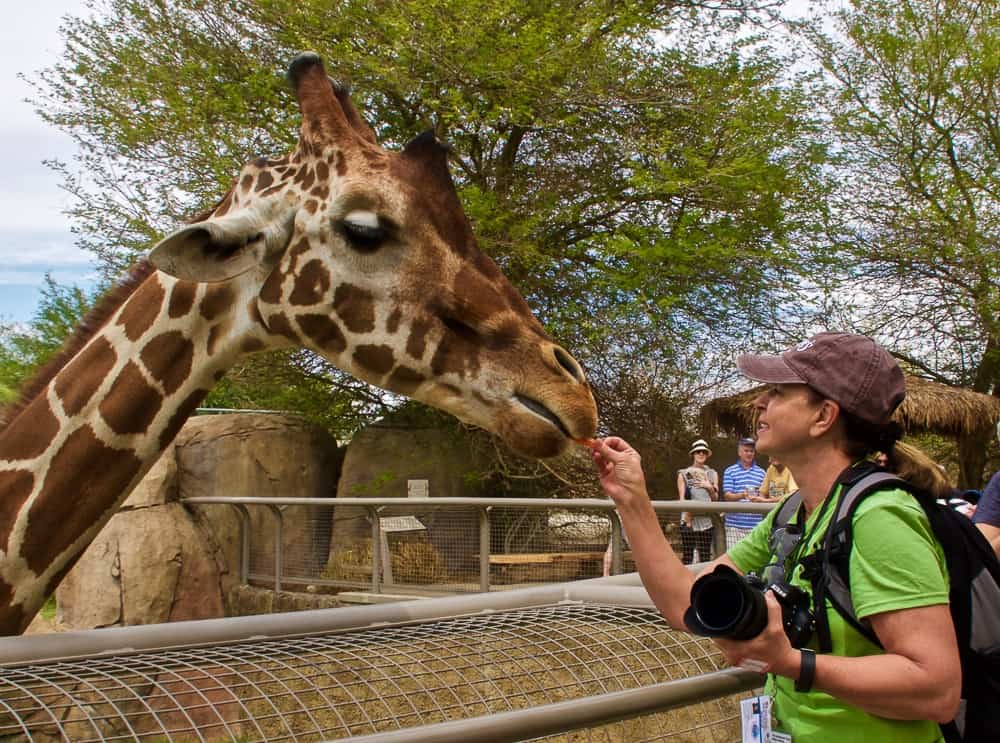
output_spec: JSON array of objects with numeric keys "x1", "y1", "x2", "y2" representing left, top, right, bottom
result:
[{"x1": 684, "y1": 565, "x2": 769, "y2": 640}]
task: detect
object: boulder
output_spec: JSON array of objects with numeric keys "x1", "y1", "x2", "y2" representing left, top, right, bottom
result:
[{"x1": 56, "y1": 413, "x2": 342, "y2": 629}]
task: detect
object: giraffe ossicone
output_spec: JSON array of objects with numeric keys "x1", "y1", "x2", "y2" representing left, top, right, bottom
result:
[{"x1": 0, "y1": 53, "x2": 597, "y2": 635}]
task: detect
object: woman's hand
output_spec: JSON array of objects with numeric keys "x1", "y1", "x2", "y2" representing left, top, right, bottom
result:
[
  {"x1": 712, "y1": 590, "x2": 799, "y2": 678},
  {"x1": 592, "y1": 437, "x2": 649, "y2": 509}
]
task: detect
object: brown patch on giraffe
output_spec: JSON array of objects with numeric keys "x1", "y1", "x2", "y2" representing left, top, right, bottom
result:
[
  {"x1": 260, "y1": 266, "x2": 286, "y2": 305},
  {"x1": 0, "y1": 584, "x2": 25, "y2": 636},
  {"x1": 0, "y1": 469, "x2": 34, "y2": 552},
  {"x1": 386, "y1": 308, "x2": 402, "y2": 334},
  {"x1": 430, "y1": 334, "x2": 481, "y2": 379},
  {"x1": 353, "y1": 344, "x2": 395, "y2": 377},
  {"x1": 117, "y1": 275, "x2": 166, "y2": 342},
  {"x1": 200, "y1": 285, "x2": 233, "y2": 321},
  {"x1": 99, "y1": 361, "x2": 164, "y2": 435},
  {"x1": 168, "y1": 281, "x2": 197, "y2": 318},
  {"x1": 454, "y1": 264, "x2": 508, "y2": 322},
  {"x1": 294, "y1": 164, "x2": 310, "y2": 184},
  {"x1": 0, "y1": 261, "x2": 155, "y2": 429},
  {"x1": 297, "y1": 314, "x2": 347, "y2": 354},
  {"x1": 265, "y1": 313, "x2": 299, "y2": 341},
  {"x1": 334, "y1": 151, "x2": 348, "y2": 176},
  {"x1": 255, "y1": 172, "x2": 274, "y2": 191},
  {"x1": 213, "y1": 190, "x2": 234, "y2": 217},
  {"x1": 315, "y1": 160, "x2": 329, "y2": 182},
  {"x1": 141, "y1": 331, "x2": 195, "y2": 395},
  {"x1": 406, "y1": 318, "x2": 433, "y2": 360},
  {"x1": 241, "y1": 174, "x2": 253, "y2": 192},
  {"x1": 333, "y1": 284, "x2": 376, "y2": 333},
  {"x1": 386, "y1": 366, "x2": 426, "y2": 396},
  {"x1": 242, "y1": 337, "x2": 265, "y2": 353},
  {"x1": 53, "y1": 336, "x2": 117, "y2": 418},
  {"x1": 261, "y1": 184, "x2": 285, "y2": 198},
  {"x1": 305, "y1": 199, "x2": 318, "y2": 214},
  {"x1": 24, "y1": 425, "x2": 143, "y2": 576},
  {"x1": 159, "y1": 388, "x2": 209, "y2": 450},
  {"x1": 300, "y1": 169, "x2": 315, "y2": 191},
  {"x1": 289, "y1": 259, "x2": 331, "y2": 306},
  {"x1": 310, "y1": 184, "x2": 329, "y2": 200}
]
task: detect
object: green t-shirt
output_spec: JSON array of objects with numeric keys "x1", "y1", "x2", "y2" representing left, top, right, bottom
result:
[{"x1": 728, "y1": 485, "x2": 949, "y2": 743}]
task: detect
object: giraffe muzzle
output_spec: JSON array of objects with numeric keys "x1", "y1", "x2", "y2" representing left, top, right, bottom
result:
[{"x1": 513, "y1": 394, "x2": 573, "y2": 439}]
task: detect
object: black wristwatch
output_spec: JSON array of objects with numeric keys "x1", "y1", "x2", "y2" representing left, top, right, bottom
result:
[{"x1": 795, "y1": 648, "x2": 816, "y2": 692}]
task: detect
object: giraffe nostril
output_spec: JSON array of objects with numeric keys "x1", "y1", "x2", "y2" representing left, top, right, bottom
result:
[{"x1": 553, "y1": 347, "x2": 584, "y2": 384}]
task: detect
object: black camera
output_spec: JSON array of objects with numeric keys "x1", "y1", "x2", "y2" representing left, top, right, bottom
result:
[{"x1": 683, "y1": 564, "x2": 815, "y2": 648}]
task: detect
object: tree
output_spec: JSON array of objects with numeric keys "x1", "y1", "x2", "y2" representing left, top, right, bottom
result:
[
  {"x1": 803, "y1": 0, "x2": 1000, "y2": 486},
  {"x1": 30, "y1": 0, "x2": 828, "y2": 448}
]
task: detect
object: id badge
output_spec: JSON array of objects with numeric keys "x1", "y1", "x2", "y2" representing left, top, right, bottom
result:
[{"x1": 739, "y1": 695, "x2": 772, "y2": 743}]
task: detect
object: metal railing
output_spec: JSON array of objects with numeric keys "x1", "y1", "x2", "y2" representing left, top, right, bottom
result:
[{"x1": 185, "y1": 496, "x2": 774, "y2": 596}]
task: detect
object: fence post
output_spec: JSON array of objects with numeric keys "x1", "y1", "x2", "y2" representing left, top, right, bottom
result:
[
  {"x1": 228, "y1": 503, "x2": 251, "y2": 585},
  {"x1": 266, "y1": 505, "x2": 284, "y2": 593},
  {"x1": 479, "y1": 506, "x2": 491, "y2": 592},
  {"x1": 610, "y1": 514, "x2": 624, "y2": 575},
  {"x1": 711, "y1": 514, "x2": 725, "y2": 558},
  {"x1": 370, "y1": 507, "x2": 382, "y2": 594}
]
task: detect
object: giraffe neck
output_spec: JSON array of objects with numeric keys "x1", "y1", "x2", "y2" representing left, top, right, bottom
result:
[{"x1": 0, "y1": 268, "x2": 263, "y2": 634}]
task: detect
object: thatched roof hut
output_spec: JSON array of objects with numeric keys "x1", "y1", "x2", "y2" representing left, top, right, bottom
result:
[{"x1": 700, "y1": 375, "x2": 1000, "y2": 439}]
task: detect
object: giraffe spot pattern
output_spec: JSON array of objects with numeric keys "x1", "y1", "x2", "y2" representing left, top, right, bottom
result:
[
  {"x1": 260, "y1": 184, "x2": 285, "y2": 198},
  {"x1": 289, "y1": 259, "x2": 331, "y2": 306},
  {"x1": 53, "y1": 336, "x2": 116, "y2": 418},
  {"x1": 200, "y1": 285, "x2": 234, "y2": 321},
  {"x1": 241, "y1": 174, "x2": 253, "y2": 192},
  {"x1": 255, "y1": 171, "x2": 274, "y2": 191},
  {"x1": 406, "y1": 318, "x2": 432, "y2": 360},
  {"x1": 335, "y1": 151, "x2": 347, "y2": 176},
  {"x1": 453, "y1": 264, "x2": 508, "y2": 324},
  {"x1": 117, "y1": 276, "x2": 165, "y2": 342},
  {"x1": 386, "y1": 308, "x2": 402, "y2": 334},
  {"x1": 353, "y1": 344, "x2": 395, "y2": 376},
  {"x1": 386, "y1": 366, "x2": 426, "y2": 396},
  {"x1": 305, "y1": 199, "x2": 318, "y2": 214},
  {"x1": 297, "y1": 314, "x2": 346, "y2": 354},
  {"x1": 0, "y1": 582, "x2": 24, "y2": 636},
  {"x1": 99, "y1": 361, "x2": 164, "y2": 435},
  {"x1": 333, "y1": 283, "x2": 376, "y2": 333},
  {"x1": 430, "y1": 333, "x2": 481, "y2": 379},
  {"x1": 0, "y1": 469, "x2": 34, "y2": 552},
  {"x1": 315, "y1": 160, "x2": 329, "y2": 182},
  {"x1": 140, "y1": 331, "x2": 195, "y2": 395},
  {"x1": 242, "y1": 337, "x2": 265, "y2": 353},
  {"x1": 159, "y1": 388, "x2": 208, "y2": 450},
  {"x1": 260, "y1": 266, "x2": 286, "y2": 305},
  {"x1": 24, "y1": 425, "x2": 143, "y2": 576},
  {"x1": 0, "y1": 396, "x2": 59, "y2": 462},
  {"x1": 265, "y1": 313, "x2": 299, "y2": 341},
  {"x1": 168, "y1": 282, "x2": 197, "y2": 318},
  {"x1": 214, "y1": 190, "x2": 234, "y2": 217}
]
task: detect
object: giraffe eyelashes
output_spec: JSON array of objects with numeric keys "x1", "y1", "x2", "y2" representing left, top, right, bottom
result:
[{"x1": 340, "y1": 211, "x2": 389, "y2": 252}]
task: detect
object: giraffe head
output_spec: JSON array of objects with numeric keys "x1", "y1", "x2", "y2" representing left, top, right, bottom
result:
[{"x1": 149, "y1": 54, "x2": 596, "y2": 457}]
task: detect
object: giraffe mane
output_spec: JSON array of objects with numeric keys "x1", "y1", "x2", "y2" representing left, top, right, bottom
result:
[{"x1": 0, "y1": 259, "x2": 158, "y2": 428}]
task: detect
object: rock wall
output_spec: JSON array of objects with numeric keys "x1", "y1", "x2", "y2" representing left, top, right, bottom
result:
[{"x1": 57, "y1": 414, "x2": 342, "y2": 630}]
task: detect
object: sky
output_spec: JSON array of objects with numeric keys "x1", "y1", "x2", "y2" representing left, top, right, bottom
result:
[{"x1": 0, "y1": 1, "x2": 94, "y2": 326}]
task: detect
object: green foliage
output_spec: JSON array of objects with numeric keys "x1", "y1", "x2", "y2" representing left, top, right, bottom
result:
[{"x1": 0, "y1": 276, "x2": 95, "y2": 396}]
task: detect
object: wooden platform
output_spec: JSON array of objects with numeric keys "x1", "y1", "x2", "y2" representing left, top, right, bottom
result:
[{"x1": 488, "y1": 551, "x2": 632, "y2": 565}]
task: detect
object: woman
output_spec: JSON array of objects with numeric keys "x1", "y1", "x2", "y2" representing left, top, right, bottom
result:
[
  {"x1": 677, "y1": 439, "x2": 719, "y2": 564},
  {"x1": 592, "y1": 333, "x2": 959, "y2": 741}
]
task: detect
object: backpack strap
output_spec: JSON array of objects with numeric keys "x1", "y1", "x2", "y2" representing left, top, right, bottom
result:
[
  {"x1": 817, "y1": 465, "x2": 909, "y2": 650},
  {"x1": 772, "y1": 490, "x2": 803, "y2": 532}
]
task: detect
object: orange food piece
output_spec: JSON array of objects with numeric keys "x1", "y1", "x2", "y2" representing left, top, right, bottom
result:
[{"x1": 573, "y1": 437, "x2": 598, "y2": 449}]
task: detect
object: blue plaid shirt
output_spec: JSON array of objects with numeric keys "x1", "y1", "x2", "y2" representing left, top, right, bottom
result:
[{"x1": 722, "y1": 461, "x2": 766, "y2": 529}]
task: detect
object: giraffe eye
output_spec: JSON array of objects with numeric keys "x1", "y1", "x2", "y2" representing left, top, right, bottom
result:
[{"x1": 341, "y1": 211, "x2": 387, "y2": 251}]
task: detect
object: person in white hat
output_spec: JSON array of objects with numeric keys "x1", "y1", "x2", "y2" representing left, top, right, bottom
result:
[{"x1": 677, "y1": 439, "x2": 719, "y2": 564}]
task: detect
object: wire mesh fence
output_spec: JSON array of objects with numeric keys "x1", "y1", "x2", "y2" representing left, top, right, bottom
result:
[
  {"x1": 186, "y1": 497, "x2": 772, "y2": 596},
  {"x1": 0, "y1": 598, "x2": 760, "y2": 742}
]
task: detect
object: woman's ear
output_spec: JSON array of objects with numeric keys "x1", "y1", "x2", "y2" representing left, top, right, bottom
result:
[{"x1": 810, "y1": 399, "x2": 841, "y2": 437}]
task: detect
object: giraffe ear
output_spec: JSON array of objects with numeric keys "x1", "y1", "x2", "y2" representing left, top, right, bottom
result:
[{"x1": 149, "y1": 210, "x2": 294, "y2": 282}]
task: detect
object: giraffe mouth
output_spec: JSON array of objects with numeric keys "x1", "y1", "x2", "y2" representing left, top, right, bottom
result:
[{"x1": 514, "y1": 394, "x2": 571, "y2": 439}]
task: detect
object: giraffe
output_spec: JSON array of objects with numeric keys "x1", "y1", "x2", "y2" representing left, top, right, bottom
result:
[{"x1": 0, "y1": 53, "x2": 597, "y2": 635}]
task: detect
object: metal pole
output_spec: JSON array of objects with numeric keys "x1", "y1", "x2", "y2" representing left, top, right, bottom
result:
[
  {"x1": 370, "y1": 507, "x2": 382, "y2": 594},
  {"x1": 479, "y1": 506, "x2": 491, "y2": 592},
  {"x1": 229, "y1": 503, "x2": 251, "y2": 585},
  {"x1": 710, "y1": 514, "x2": 726, "y2": 558},
  {"x1": 266, "y1": 505, "x2": 284, "y2": 593},
  {"x1": 610, "y1": 513, "x2": 624, "y2": 575}
]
